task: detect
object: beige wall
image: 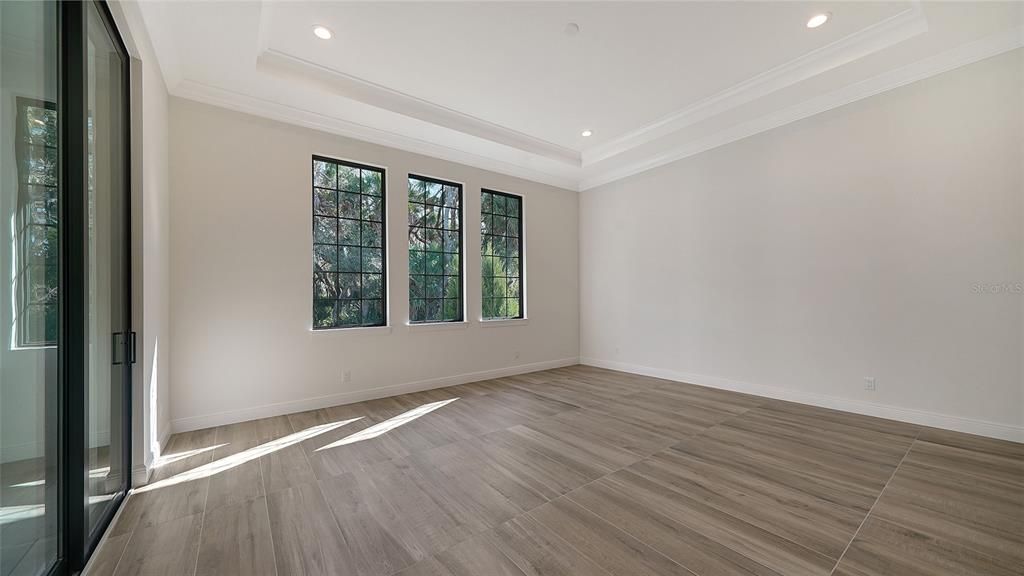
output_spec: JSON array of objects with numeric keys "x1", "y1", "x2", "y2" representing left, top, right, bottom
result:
[
  {"x1": 168, "y1": 98, "x2": 579, "y2": 432},
  {"x1": 580, "y1": 50, "x2": 1024, "y2": 440},
  {"x1": 137, "y1": 37, "x2": 171, "y2": 462}
]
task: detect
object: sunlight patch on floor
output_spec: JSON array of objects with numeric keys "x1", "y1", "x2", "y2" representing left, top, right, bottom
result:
[
  {"x1": 135, "y1": 418, "x2": 361, "y2": 493},
  {"x1": 315, "y1": 398, "x2": 458, "y2": 451},
  {"x1": 153, "y1": 443, "x2": 227, "y2": 469}
]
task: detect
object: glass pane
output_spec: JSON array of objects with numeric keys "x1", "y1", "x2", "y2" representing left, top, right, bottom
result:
[
  {"x1": 333, "y1": 165, "x2": 354, "y2": 192},
  {"x1": 360, "y1": 169, "x2": 381, "y2": 196},
  {"x1": 314, "y1": 245, "x2": 337, "y2": 272},
  {"x1": 338, "y1": 246, "x2": 360, "y2": 273},
  {"x1": 425, "y1": 299, "x2": 442, "y2": 321},
  {"x1": 313, "y1": 301, "x2": 335, "y2": 328},
  {"x1": 426, "y1": 276, "x2": 443, "y2": 299},
  {"x1": 1, "y1": 1, "x2": 60, "y2": 573},
  {"x1": 408, "y1": 177, "x2": 425, "y2": 203},
  {"x1": 361, "y1": 300, "x2": 383, "y2": 325},
  {"x1": 338, "y1": 218, "x2": 360, "y2": 245},
  {"x1": 425, "y1": 181, "x2": 443, "y2": 205},
  {"x1": 443, "y1": 186, "x2": 460, "y2": 208},
  {"x1": 313, "y1": 160, "x2": 336, "y2": 188},
  {"x1": 85, "y1": 0, "x2": 129, "y2": 538},
  {"x1": 339, "y1": 192, "x2": 360, "y2": 219},
  {"x1": 361, "y1": 195, "x2": 382, "y2": 222}
]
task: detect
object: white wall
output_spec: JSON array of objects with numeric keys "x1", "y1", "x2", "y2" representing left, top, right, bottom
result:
[
  {"x1": 168, "y1": 98, "x2": 579, "y2": 432},
  {"x1": 581, "y1": 49, "x2": 1024, "y2": 441}
]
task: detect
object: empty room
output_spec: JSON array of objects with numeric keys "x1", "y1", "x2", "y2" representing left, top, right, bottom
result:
[{"x1": 0, "y1": 1, "x2": 1021, "y2": 575}]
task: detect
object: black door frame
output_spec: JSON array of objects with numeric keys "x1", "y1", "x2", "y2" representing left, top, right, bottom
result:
[{"x1": 57, "y1": 1, "x2": 133, "y2": 573}]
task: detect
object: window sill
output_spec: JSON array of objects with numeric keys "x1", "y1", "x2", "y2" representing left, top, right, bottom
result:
[
  {"x1": 311, "y1": 325, "x2": 393, "y2": 335},
  {"x1": 479, "y1": 318, "x2": 529, "y2": 328},
  {"x1": 9, "y1": 344, "x2": 58, "y2": 352},
  {"x1": 407, "y1": 321, "x2": 469, "y2": 333}
]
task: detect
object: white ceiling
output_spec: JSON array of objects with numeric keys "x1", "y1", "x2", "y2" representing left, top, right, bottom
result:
[{"x1": 136, "y1": 1, "x2": 1023, "y2": 190}]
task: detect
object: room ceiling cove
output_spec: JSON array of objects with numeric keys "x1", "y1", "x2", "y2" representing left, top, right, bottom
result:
[{"x1": 138, "y1": 1, "x2": 1022, "y2": 190}]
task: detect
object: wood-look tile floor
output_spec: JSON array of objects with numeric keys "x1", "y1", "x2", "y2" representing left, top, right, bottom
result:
[{"x1": 86, "y1": 366, "x2": 1023, "y2": 576}]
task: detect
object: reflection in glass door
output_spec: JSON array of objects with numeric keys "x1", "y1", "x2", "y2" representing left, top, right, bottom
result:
[
  {"x1": 0, "y1": 1, "x2": 60, "y2": 575},
  {"x1": 84, "y1": 0, "x2": 129, "y2": 539}
]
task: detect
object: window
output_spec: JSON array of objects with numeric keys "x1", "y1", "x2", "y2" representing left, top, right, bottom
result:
[
  {"x1": 15, "y1": 98, "x2": 59, "y2": 347},
  {"x1": 312, "y1": 156, "x2": 386, "y2": 329},
  {"x1": 408, "y1": 175, "x2": 462, "y2": 323},
  {"x1": 481, "y1": 190, "x2": 523, "y2": 319}
]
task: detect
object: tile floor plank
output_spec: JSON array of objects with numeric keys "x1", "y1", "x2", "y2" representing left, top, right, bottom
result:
[
  {"x1": 527, "y1": 498, "x2": 695, "y2": 576},
  {"x1": 603, "y1": 469, "x2": 836, "y2": 576},
  {"x1": 564, "y1": 478, "x2": 784, "y2": 576},
  {"x1": 112, "y1": 513, "x2": 203, "y2": 576},
  {"x1": 832, "y1": 516, "x2": 1021, "y2": 576},
  {"x1": 196, "y1": 497, "x2": 276, "y2": 576},
  {"x1": 433, "y1": 534, "x2": 527, "y2": 576},
  {"x1": 265, "y1": 482, "x2": 352, "y2": 576},
  {"x1": 317, "y1": 471, "x2": 419, "y2": 576},
  {"x1": 486, "y1": 514, "x2": 614, "y2": 576}
]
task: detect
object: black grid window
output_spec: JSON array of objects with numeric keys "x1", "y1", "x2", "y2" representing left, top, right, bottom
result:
[
  {"x1": 408, "y1": 175, "x2": 462, "y2": 323},
  {"x1": 312, "y1": 156, "x2": 387, "y2": 329},
  {"x1": 15, "y1": 98, "x2": 59, "y2": 347},
  {"x1": 481, "y1": 190, "x2": 523, "y2": 319}
]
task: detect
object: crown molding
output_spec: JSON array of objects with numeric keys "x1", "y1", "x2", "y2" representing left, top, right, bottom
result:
[
  {"x1": 579, "y1": 27, "x2": 1024, "y2": 191},
  {"x1": 582, "y1": 1, "x2": 929, "y2": 166},
  {"x1": 170, "y1": 79, "x2": 580, "y2": 191},
  {"x1": 256, "y1": 48, "x2": 582, "y2": 167},
  {"x1": 169, "y1": 27, "x2": 1022, "y2": 195}
]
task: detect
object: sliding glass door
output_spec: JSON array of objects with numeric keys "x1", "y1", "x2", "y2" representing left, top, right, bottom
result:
[
  {"x1": 0, "y1": 1, "x2": 131, "y2": 573},
  {"x1": 83, "y1": 0, "x2": 130, "y2": 542}
]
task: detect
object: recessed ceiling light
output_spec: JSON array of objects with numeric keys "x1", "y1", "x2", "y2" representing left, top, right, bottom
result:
[
  {"x1": 313, "y1": 25, "x2": 333, "y2": 40},
  {"x1": 581, "y1": 129, "x2": 593, "y2": 137},
  {"x1": 806, "y1": 13, "x2": 830, "y2": 28},
  {"x1": 565, "y1": 22, "x2": 580, "y2": 36}
]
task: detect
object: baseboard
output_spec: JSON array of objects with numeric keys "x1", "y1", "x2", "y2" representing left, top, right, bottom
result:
[
  {"x1": 158, "y1": 426, "x2": 172, "y2": 456},
  {"x1": 170, "y1": 356, "x2": 580, "y2": 433},
  {"x1": 581, "y1": 357, "x2": 1023, "y2": 443},
  {"x1": 131, "y1": 464, "x2": 152, "y2": 487},
  {"x1": 133, "y1": 427, "x2": 170, "y2": 487}
]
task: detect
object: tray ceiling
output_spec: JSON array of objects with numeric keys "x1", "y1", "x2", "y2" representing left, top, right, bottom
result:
[{"x1": 136, "y1": 1, "x2": 1023, "y2": 190}]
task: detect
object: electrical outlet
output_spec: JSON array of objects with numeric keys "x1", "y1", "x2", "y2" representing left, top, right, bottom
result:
[
  {"x1": 864, "y1": 377, "x2": 876, "y2": 391},
  {"x1": 344, "y1": 370, "x2": 352, "y2": 384},
  {"x1": 514, "y1": 351, "x2": 521, "y2": 360}
]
